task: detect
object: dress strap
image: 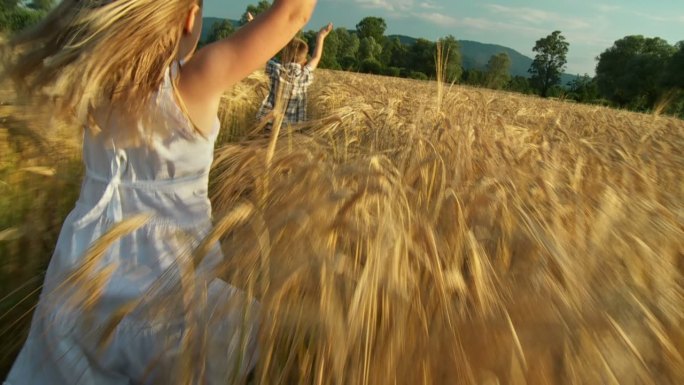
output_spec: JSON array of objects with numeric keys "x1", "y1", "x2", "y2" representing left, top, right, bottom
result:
[{"x1": 171, "y1": 60, "x2": 181, "y2": 79}]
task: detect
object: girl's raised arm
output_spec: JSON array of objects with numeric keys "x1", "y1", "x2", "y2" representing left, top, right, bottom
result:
[
  {"x1": 306, "y1": 23, "x2": 333, "y2": 70},
  {"x1": 179, "y1": 0, "x2": 316, "y2": 109}
]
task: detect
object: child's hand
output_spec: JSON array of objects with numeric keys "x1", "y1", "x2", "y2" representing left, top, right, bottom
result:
[{"x1": 317, "y1": 23, "x2": 333, "y2": 39}]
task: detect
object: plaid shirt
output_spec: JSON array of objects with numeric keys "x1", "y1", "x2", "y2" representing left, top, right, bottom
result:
[{"x1": 257, "y1": 60, "x2": 314, "y2": 125}]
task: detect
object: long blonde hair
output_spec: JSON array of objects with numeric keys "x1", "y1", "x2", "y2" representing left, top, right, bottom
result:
[{"x1": 1, "y1": 0, "x2": 198, "y2": 126}]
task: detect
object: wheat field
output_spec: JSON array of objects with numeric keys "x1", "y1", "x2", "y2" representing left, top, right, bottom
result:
[{"x1": 1, "y1": 69, "x2": 683, "y2": 384}]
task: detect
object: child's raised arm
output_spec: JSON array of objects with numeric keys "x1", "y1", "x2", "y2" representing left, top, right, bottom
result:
[
  {"x1": 306, "y1": 23, "x2": 333, "y2": 70},
  {"x1": 178, "y1": 0, "x2": 316, "y2": 132}
]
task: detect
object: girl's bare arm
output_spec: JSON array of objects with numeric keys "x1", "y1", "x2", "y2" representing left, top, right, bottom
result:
[{"x1": 306, "y1": 23, "x2": 333, "y2": 70}]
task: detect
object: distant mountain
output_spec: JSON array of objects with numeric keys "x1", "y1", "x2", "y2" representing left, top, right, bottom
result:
[
  {"x1": 389, "y1": 35, "x2": 577, "y2": 85},
  {"x1": 459, "y1": 40, "x2": 532, "y2": 78}
]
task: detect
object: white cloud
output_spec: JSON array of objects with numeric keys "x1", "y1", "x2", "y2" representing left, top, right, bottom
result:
[
  {"x1": 354, "y1": 0, "x2": 393, "y2": 11},
  {"x1": 413, "y1": 13, "x2": 548, "y2": 37},
  {"x1": 356, "y1": 0, "x2": 448, "y2": 21},
  {"x1": 485, "y1": 4, "x2": 591, "y2": 31},
  {"x1": 591, "y1": 5, "x2": 683, "y2": 24},
  {"x1": 418, "y1": 1, "x2": 442, "y2": 10},
  {"x1": 486, "y1": 4, "x2": 556, "y2": 24},
  {"x1": 459, "y1": 17, "x2": 547, "y2": 36},
  {"x1": 594, "y1": 4, "x2": 622, "y2": 13},
  {"x1": 631, "y1": 11, "x2": 684, "y2": 23},
  {"x1": 354, "y1": 0, "x2": 415, "y2": 12},
  {"x1": 414, "y1": 12, "x2": 457, "y2": 27}
]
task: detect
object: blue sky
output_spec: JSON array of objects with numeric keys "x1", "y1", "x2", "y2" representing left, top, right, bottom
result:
[{"x1": 204, "y1": 1, "x2": 684, "y2": 75}]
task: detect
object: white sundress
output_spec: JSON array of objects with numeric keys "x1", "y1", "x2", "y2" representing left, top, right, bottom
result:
[{"x1": 4, "y1": 66, "x2": 258, "y2": 384}]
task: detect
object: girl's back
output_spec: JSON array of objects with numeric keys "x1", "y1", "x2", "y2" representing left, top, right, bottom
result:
[
  {"x1": 45, "y1": 63, "x2": 219, "y2": 292},
  {"x1": 78, "y1": 65, "x2": 218, "y2": 233}
]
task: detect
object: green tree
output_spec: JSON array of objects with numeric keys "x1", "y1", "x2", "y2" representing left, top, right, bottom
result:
[
  {"x1": 303, "y1": 29, "x2": 341, "y2": 69},
  {"x1": 595, "y1": 35, "x2": 675, "y2": 109},
  {"x1": 336, "y1": 28, "x2": 360, "y2": 59},
  {"x1": 568, "y1": 74, "x2": 599, "y2": 103},
  {"x1": 356, "y1": 17, "x2": 386, "y2": 43},
  {"x1": 664, "y1": 41, "x2": 684, "y2": 89},
  {"x1": 383, "y1": 66, "x2": 401, "y2": 77},
  {"x1": 0, "y1": 7, "x2": 44, "y2": 33},
  {"x1": 240, "y1": 1, "x2": 270, "y2": 25},
  {"x1": 360, "y1": 58, "x2": 383, "y2": 74},
  {"x1": 358, "y1": 36, "x2": 382, "y2": 61},
  {"x1": 206, "y1": 19, "x2": 235, "y2": 44},
  {"x1": 664, "y1": 42, "x2": 684, "y2": 118},
  {"x1": 437, "y1": 35, "x2": 462, "y2": 83},
  {"x1": 0, "y1": 0, "x2": 20, "y2": 9},
  {"x1": 529, "y1": 31, "x2": 569, "y2": 97},
  {"x1": 379, "y1": 37, "x2": 401, "y2": 68},
  {"x1": 409, "y1": 38, "x2": 436, "y2": 78},
  {"x1": 462, "y1": 69, "x2": 486, "y2": 87},
  {"x1": 507, "y1": 76, "x2": 533, "y2": 94},
  {"x1": 27, "y1": 0, "x2": 54, "y2": 11},
  {"x1": 408, "y1": 71, "x2": 428, "y2": 81},
  {"x1": 320, "y1": 29, "x2": 341, "y2": 69},
  {"x1": 339, "y1": 56, "x2": 359, "y2": 71},
  {"x1": 386, "y1": 37, "x2": 409, "y2": 69},
  {"x1": 302, "y1": 30, "x2": 317, "y2": 51},
  {"x1": 485, "y1": 52, "x2": 511, "y2": 89}
]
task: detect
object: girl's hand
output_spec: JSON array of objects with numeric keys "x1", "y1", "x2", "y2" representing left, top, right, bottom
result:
[
  {"x1": 308, "y1": 22, "x2": 333, "y2": 69},
  {"x1": 317, "y1": 23, "x2": 333, "y2": 39}
]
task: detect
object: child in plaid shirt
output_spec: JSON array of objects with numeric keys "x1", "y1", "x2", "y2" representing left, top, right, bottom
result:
[{"x1": 257, "y1": 22, "x2": 333, "y2": 131}]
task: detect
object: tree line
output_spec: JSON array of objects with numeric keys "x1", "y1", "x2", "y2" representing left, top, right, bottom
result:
[
  {"x1": 0, "y1": 0, "x2": 52, "y2": 33},
  {"x1": 205, "y1": 4, "x2": 463, "y2": 82},
  {"x1": 206, "y1": 2, "x2": 540, "y2": 93},
  {"x1": 219, "y1": 2, "x2": 684, "y2": 117},
  {"x1": 2, "y1": 0, "x2": 682, "y2": 117}
]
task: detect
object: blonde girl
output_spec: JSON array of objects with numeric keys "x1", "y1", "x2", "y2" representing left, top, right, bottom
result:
[{"x1": 2, "y1": 0, "x2": 316, "y2": 383}]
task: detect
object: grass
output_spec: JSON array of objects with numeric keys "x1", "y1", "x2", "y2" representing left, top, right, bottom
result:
[
  {"x1": 0, "y1": 98, "x2": 82, "y2": 375},
  {"x1": 1, "y1": 69, "x2": 683, "y2": 384}
]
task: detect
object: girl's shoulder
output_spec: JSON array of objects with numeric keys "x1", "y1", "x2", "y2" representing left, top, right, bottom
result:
[{"x1": 166, "y1": 62, "x2": 220, "y2": 140}]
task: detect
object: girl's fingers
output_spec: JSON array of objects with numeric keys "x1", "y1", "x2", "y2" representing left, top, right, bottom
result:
[{"x1": 319, "y1": 23, "x2": 333, "y2": 35}]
